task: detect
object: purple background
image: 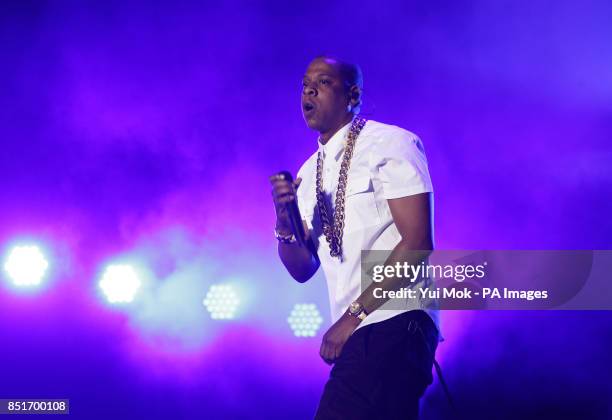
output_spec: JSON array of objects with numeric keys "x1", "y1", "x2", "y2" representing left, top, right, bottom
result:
[{"x1": 1, "y1": 1, "x2": 611, "y2": 419}]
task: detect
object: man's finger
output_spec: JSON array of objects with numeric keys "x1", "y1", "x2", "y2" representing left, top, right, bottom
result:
[
  {"x1": 320, "y1": 341, "x2": 333, "y2": 365},
  {"x1": 272, "y1": 183, "x2": 294, "y2": 196},
  {"x1": 327, "y1": 344, "x2": 338, "y2": 365},
  {"x1": 272, "y1": 187, "x2": 292, "y2": 198},
  {"x1": 320, "y1": 339, "x2": 328, "y2": 357},
  {"x1": 272, "y1": 182, "x2": 294, "y2": 195},
  {"x1": 334, "y1": 343, "x2": 343, "y2": 361},
  {"x1": 276, "y1": 195, "x2": 295, "y2": 205},
  {"x1": 322, "y1": 352, "x2": 333, "y2": 365},
  {"x1": 268, "y1": 174, "x2": 285, "y2": 183},
  {"x1": 269, "y1": 175, "x2": 292, "y2": 185},
  {"x1": 272, "y1": 190, "x2": 295, "y2": 201},
  {"x1": 273, "y1": 183, "x2": 292, "y2": 192},
  {"x1": 270, "y1": 181, "x2": 292, "y2": 192}
]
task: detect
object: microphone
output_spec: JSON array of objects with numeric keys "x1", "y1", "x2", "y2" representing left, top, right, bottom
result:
[{"x1": 276, "y1": 170, "x2": 307, "y2": 247}]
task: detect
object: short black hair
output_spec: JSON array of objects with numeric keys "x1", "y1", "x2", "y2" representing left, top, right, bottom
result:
[{"x1": 312, "y1": 55, "x2": 363, "y2": 90}]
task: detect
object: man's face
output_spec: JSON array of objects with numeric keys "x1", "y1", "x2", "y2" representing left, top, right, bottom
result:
[{"x1": 301, "y1": 58, "x2": 350, "y2": 132}]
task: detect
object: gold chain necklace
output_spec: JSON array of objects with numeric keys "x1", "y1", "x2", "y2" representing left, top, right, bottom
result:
[{"x1": 316, "y1": 116, "x2": 367, "y2": 260}]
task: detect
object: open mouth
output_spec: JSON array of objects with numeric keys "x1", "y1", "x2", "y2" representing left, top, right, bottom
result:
[{"x1": 303, "y1": 101, "x2": 315, "y2": 113}]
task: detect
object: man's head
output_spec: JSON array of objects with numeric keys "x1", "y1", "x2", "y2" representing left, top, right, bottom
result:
[{"x1": 301, "y1": 56, "x2": 363, "y2": 135}]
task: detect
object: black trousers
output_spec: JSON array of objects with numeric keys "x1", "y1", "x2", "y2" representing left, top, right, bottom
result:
[{"x1": 314, "y1": 310, "x2": 439, "y2": 420}]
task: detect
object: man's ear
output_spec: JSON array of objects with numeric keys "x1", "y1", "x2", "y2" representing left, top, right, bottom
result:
[{"x1": 348, "y1": 85, "x2": 362, "y2": 110}]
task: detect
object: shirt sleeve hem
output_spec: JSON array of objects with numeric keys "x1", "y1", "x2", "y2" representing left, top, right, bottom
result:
[{"x1": 382, "y1": 185, "x2": 433, "y2": 200}]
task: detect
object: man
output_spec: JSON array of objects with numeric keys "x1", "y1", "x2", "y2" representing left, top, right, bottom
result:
[{"x1": 270, "y1": 56, "x2": 440, "y2": 420}]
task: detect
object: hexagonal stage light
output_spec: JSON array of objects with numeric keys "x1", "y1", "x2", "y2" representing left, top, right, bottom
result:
[
  {"x1": 99, "y1": 264, "x2": 141, "y2": 303},
  {"x1": 3, "y1": 245, "x2": 49, "y2": 287},
  {"x1": 202, "y1": 284, "x2": 240, "y2": 320},
  {"x1": 287, "y1": 303, "x2": 323, "y2": 337}
]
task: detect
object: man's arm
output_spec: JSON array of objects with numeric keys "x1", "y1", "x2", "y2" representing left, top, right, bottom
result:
[
  {"x1": 278, "y1": 232, "x2": 319, "y2": 283},
  {"x1": 270, "y1": 175, "x2": 320, "y2": 282},
  {"x1": 319, "y1": 192, "x2": 433, "y2": 363},
  {"x1": 358, "y1": 192, "x2": 433, "y2": 313}
]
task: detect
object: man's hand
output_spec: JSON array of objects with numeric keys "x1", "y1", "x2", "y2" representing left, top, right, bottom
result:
[
  {"x1": 270, "y1": 173, "x2": 318, "y2": 282},
  {"x1": 269, "y1": 174, "x2": 302, "y2": 234},
  {"x1": 320, "y1": 312, "x2": 361, "y2": 365}
]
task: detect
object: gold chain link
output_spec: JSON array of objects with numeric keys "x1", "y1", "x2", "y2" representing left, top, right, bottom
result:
[{"x1": 316, "y1": 116, "x2": 367, "y2": 260}]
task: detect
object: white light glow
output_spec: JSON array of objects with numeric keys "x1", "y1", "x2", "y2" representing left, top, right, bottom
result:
[
  {"x1": 99, "y1": 264, "x2": 141, "y2": 303},
  {"x1": 3, "y1": 245, "x2": 49, "y2": 287}
]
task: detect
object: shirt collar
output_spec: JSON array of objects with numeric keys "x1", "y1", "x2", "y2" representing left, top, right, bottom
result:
[{"x1": 318, "y1": 119, "x2": 353, "y2": 161}]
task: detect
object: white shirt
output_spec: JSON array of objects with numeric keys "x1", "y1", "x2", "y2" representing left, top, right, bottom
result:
[{"x1": 296, "y1": 119, "x2": 440, "y2": 332}]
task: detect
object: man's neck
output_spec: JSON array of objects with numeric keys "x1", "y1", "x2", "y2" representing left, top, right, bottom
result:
[{"x1": 319, "y1": 113, "x2": 354, "y2": 145}]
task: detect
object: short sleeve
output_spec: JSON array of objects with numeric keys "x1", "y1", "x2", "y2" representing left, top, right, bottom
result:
[
  {"x1": 296, "y1": 160, "x2": 307, "y2": 185},
  {"x1": 295, "y1": 157, "x2": 316, "y2": 229},
  {"x1": 372, "y1": 129, "x2": 433, "y2": 200}
]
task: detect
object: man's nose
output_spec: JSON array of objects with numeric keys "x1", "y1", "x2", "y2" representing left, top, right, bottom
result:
[{"x1": 303, "y1": 84, "x2": 317, "y2": 96}]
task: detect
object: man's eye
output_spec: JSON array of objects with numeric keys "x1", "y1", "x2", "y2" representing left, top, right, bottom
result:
[{"x1": 319, "y1": 79, "x2": 330, "y2": 86}]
